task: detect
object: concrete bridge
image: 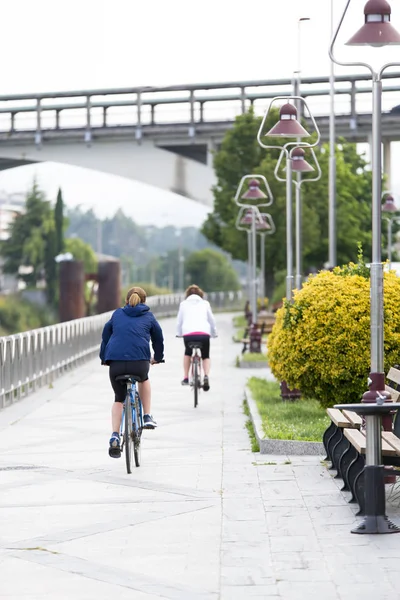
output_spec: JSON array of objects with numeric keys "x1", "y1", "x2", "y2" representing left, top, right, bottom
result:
[{"x1": 0, "y1": 71, "x2": 400, "y2": 204}]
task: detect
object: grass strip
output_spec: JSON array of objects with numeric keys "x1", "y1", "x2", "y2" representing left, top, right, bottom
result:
[
  {"x1": 243, "y1": 399, "x2": 260, "y2": 452},
  {"x1": 247, "y1": 377, "x2": 329, "y2": 442}
]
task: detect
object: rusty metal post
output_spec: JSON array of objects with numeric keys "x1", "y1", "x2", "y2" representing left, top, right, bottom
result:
[
  {"x1": 59, "y1": 261, "x2": 85, "y2": 322},
  {"x1": 97, "y1": 261, "x2": 121, "y2": 313}
]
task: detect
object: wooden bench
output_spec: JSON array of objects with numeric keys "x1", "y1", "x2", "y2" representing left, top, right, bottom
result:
[
  {"x1": 323, "y1": 365, "x2": 400, "y2": 516},
  {"x1": 323, "y1": 408, "x2": 361, "y2": 470}
]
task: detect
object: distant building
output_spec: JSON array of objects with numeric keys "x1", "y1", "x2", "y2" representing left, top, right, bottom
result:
[{"x1": 0, "y1": 191, "x2": 25, "y2": 241}]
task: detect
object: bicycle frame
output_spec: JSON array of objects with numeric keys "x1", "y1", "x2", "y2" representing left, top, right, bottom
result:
[{"x1": 120, "y1": 379, "x2": 143, "y2": 442}]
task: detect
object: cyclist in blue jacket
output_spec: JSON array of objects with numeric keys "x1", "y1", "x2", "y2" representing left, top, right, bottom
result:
[{"x1": 100, "y1": 286, "x2": 164, "y2": 458}]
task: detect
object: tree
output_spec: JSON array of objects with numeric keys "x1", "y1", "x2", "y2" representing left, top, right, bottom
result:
[
  {"x1": 1, "y1": 181, "x2": 54, "y2": 287},
  {"x1": 54, "y1": 188, "x2": 65, "y2": 256},
  {"x1": 184, "y1": 249, "x2": 240, "y2": 292},
  {"x1": 202, "y1": 109, "x2": 374, "y2": 296},
  {"x1": 64, "y1": 237, "x2": 97, "y2": 273}
]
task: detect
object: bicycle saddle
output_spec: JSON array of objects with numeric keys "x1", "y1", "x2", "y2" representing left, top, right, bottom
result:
[
  {"x1": 187, "y1": 342, "x2": 203, "y2": 350},
  {"x1": 115, "y1": 374, "x2": 144, "y2": 383}
]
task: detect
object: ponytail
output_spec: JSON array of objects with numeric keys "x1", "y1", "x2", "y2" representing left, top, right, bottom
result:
[
  {"x1": 126, "y1": 286, "x2": 147, "y2": 306},
  {"x1": 128, "y1": 292, "x2": 141, "y2": 307}
]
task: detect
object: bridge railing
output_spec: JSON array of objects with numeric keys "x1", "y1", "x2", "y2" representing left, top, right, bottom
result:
[
  {"x1": 0, "y1": 290, "x2": 243, "y2": 409},
  {"x1": 1, "y1": 72, "x2": 400, "y2": 142}
]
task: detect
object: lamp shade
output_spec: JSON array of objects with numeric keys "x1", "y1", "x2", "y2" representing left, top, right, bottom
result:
[
  {"x1": 241, "y1": 178, "x2": 267, "y2": 201},
  {"x1": 286, "y1": 147, "x2": 315, "y2": 172},
  {"x1": 265, "y1": 103, "x2": 310, "y2": 138},
  {"x1": 240, "y1": 208, "x2": 255, "y2": 225},
  {"x1": 382, "y1": 194, "x2": 398, "y2": 212},
  {"x1": 346, "y1": 0, "x2": 400, "y2": 46},
  {"x1": 255, "y1": 215, "x2": 271, "y2": 231}
]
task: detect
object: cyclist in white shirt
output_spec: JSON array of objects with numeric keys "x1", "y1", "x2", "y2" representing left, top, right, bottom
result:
[{"x1": 176, "y1": 284, "x2": 217, "y2": 391}]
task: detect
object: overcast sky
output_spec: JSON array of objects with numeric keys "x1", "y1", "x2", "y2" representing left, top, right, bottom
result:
[{"x1": 0, "y1": 0, "x2": 399, "y2": 225}]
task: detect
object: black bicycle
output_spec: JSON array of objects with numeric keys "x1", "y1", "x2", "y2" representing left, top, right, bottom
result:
[
  {"x1": 116, "y1": 374, "x2": 143, "y2": 473},
  {"x1": 188, "y1": 342, "x2": 203, "y2": 408}
]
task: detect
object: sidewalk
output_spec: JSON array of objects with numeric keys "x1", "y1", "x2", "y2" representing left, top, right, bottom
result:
[{"x1": 0, "y1": 312, "x2": 399, "y2": 600}]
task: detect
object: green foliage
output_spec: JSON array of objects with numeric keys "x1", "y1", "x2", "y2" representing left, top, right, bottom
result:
[
  {"x1": 267, "y1": 266, "x2": 400, "y2": 408},
  {"x1": 64, "y1": 238, "x2": 97, "y2": 273},
  {"x1": 202, "y1": 108, "x2": 374, "y2": 296},
  {"x1": 121, "y1": 282, "x2": 171, "y2": 304},
  {"x1": 0, "y1": 295, "x2": 55, "y2": 335},
  {"x1": 242, "y1": 352, "x2": 267, "y2": 362},
  {"x1": 248, "y1": 378, "x2": 329, "y2": 441},
  {"x1": 184, "y1": 248, "x2": 240, "y2": 292},
  {"x1": 54, "y1": 188, "x2": 65, "y2": 256},
  {"x1": 1, "y1": 182, "x2": 54, "y2": 286}
]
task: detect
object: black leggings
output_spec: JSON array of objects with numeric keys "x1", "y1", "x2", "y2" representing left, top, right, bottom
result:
[
  {"x1": 109, "y1": 360, "x2": 149, "y2": 402},
  {"x1": 183, "y1": 334, "x2": 210, "y2": 360}
]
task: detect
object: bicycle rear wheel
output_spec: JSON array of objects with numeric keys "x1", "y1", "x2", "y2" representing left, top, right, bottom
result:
[
  {"x1": 193, "y1": 360, "x2": 199, "y2": 408},
  {"x1": 133, "y1": 391, "x2": 142, "y2": 467},
  {"x1": 124, "y1": 392, "x2": 134, "y2": 474}
]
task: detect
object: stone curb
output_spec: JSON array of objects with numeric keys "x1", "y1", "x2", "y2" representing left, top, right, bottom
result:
[{"x1": 244, "y1": 386, "x2": 325, "y2": 455}]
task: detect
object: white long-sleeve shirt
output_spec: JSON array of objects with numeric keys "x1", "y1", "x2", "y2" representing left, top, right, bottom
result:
[{"x1": 176, "y1": 294, "x2": 217, "y2": 337}]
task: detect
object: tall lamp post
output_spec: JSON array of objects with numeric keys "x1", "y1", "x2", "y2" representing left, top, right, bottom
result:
[
  {"x1": 256, "y1": 213, "x2": 276, "y2": 301},
  {"x1": 234, "y1": 176, "x2": 273, "y2": 323},
  {"x1": 331, "y1": 0, "x2": 400, "y2": 535},
  {"x1": 382, "y1": 191, "x2": 399, "y2": 269},
  {"x1": 274, "y1": 146, "x2": 322, "y2": 289},
  {"x1": 257, "y1": 98, "x2": 320, "y2": 301},
  {"x1": 329, "y1": 0, "x2": 337, "y2": 269}
]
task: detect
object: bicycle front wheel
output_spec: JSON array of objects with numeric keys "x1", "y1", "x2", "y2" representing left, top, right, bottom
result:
[
  {"x1": 193, "y1": 360, "x2": 199, "y2": 408},
  {"x1": 124, "y1": 394, "x2": 134, "y2": 474}
]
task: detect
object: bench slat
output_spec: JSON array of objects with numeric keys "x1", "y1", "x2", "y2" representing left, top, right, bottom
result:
[
  {"x1": 387, "y1": 367, "x2": 400, "y2": 387},
  {"x1": 385, "y1": 384, "x2": 400, "y2": 402},
  {"x1": 326, "y1": 408, "x2": 352, "y2": 428},
  {"x1": 345, "y1": 428, "x2": 397, "y2": 456},
  {"x1": 382, "y1": 432, "x2": 400, "y2": 455},
  {"x1": 342, "y1": 409, "x2": 363, "y2": 428}
]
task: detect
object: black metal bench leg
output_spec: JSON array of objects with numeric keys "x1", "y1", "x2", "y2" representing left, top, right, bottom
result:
[
  {"x1": 339, "y1": 442, "x2": 357, "y2": 491},
  {"x1": 327, "y1": 426, "x2": 341, "y2": 469},
  {"x1": 332, "y1": 430, "x2": 349, "y2": 478},
  {"x1": 354, "y1": 468, "x2": 366, "y2": 516},
  {"x1": 322, "y1": 421, "x2": 336, "y2": 461},
  {"x1": 346, "y1": 453, "x2": 365, "y2": 504}
]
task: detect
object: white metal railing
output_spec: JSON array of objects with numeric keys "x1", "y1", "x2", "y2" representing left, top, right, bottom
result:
[{"x1": 0, "y1": 290, "x2": 243, "y2": 408}]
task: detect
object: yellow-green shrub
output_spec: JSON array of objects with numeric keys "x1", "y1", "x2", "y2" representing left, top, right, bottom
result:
[{"x1": 267, "y1": 268, "x2": 400, "y2": 408}]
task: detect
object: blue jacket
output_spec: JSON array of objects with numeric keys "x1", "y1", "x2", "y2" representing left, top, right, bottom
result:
[{"x1": 99, "y1": 304, "x2": 164, "y2": 363}]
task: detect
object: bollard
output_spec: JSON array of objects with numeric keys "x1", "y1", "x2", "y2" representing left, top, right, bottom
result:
[{"x1": 249, "y1": 323, "x2": 262, "y2": 353}]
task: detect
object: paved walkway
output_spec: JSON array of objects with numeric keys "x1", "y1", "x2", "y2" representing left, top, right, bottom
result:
[{"x1": 0, "y1": 313, "x2": 400, "y2": 600}]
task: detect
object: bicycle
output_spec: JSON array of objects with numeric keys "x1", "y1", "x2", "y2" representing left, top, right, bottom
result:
[
  {"x1": 115, "y1": 373, "x2": 144, "y2": 473},
  {"x1": 188, "y1": 342, "x2": 203, "y2": 408}
]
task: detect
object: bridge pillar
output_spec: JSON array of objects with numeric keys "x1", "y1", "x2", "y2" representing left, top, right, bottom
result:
[
  {"x1": 59, "y1": 260, "x2": 85, "y2": 322},
  {"x1": 383, "y1": 140, "x2": 392, "y2": 189}
]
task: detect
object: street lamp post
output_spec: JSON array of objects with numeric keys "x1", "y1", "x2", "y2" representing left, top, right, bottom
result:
[
  {"x1": 294, "y1": 17, "x2": 311, "y2": 290},
  {"x1": 329, "y1": 0, "x2": 337, "y2": 269},
  {"x1": 274, "y1": 146, "x2": 322, "y2": 289},
  {"x1": 330, "y1": 0, "x2": 400, "y2": 535},
  {"x1": 256, "y1": 213, "x2": 276, "y2": 300},
  {"x1": 382, "y1": 191, "x2": 398, "y2": 269},
  {"x1": 257, "y1": 97, "x2": 320, "y2": 301},
  {"x1": 234, "y1": 176, "x2": 273, "y2": 323}
]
